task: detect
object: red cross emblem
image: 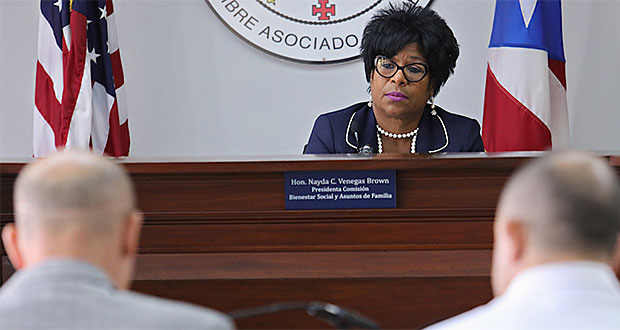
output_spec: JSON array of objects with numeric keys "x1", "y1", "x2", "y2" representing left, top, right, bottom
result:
[{"x1": 312, "y1": 0, "x2": 336, "y2": 21}]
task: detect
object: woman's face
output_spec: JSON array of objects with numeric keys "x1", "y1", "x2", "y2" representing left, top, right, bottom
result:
[{"x1": 370, "y1": 44, "x2": 434, "y2": 125}]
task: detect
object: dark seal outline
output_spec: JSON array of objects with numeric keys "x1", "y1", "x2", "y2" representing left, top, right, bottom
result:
[
  {"x1": 254, "y1": 0, "x2": 383, "y2": 26},
  {"x1": 205, "y1": 0, "x2": 435, "y2": 64}
]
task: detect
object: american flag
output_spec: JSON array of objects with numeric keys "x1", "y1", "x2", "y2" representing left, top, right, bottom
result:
[
  {"x1": 34, "y1": 0, "x2": 129, "y2": 157},
  {"x1": 482, "y1": 0, "x2": 569, "y2": 151}
]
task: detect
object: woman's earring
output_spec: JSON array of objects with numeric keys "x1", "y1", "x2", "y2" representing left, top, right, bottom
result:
[
  {"x1": 368, "y1": 98, "x2": 373, "y2": 108},
  {"x1": 429, "y1": 96, "x2": 437, "y2": 115}
]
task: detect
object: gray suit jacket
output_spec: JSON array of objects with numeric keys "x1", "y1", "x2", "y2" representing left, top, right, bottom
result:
[{"x1": 0, "y1": 259, "x2": 234, "y2": 329}]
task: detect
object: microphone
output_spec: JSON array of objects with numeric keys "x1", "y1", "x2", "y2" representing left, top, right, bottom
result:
[
  {"x1": 359, "y1": 144, "x2": 374, "y2": 154},
  {"x1": 228, "y1": 301, "x2": 381, "y2": 329},
  {"x1": 351, "y1": 119, "x2": 374, "y2": 154},
  {"x1": 307, "y1": 302, "x2": 380, "y2": 330}
]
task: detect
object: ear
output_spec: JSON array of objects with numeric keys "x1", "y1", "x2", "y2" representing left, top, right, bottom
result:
[
  {"x1": 505, "y1": 220, "x2": 527, "y2": 263},
  {"x1": 122, "y1": 211, "x2": 143, "y2": 257},
  {"x1": 2, "y1": 223, "x2": 24, "y2": 270}
]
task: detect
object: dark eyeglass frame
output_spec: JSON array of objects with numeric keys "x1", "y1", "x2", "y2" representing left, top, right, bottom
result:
[{"x1": 374, "y1": 55, "x2": 429, "y2": 83}]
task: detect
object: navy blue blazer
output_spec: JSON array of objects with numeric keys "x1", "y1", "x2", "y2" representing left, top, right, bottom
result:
[{"x1": 304, "y1": 102, "x2": 484, "y2": 154}]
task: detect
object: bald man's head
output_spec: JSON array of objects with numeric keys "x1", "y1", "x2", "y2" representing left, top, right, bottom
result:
[
  {"x1": 499, "y1": 152, "x2": 620, "y2": 256},
  {"x1": 492, "y1": 152, "x2": 620, "y2": 295},
  {"x1": 3, "y1": 151, "x2": 142, "y2": 289},
  {"x1": 14, "y1": 151, "x2": 135, "y2": 235}
]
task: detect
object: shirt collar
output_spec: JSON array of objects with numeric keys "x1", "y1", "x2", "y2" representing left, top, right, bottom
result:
[{"x1": 504, "y1": 261, "x2": 620, "y2": 298}]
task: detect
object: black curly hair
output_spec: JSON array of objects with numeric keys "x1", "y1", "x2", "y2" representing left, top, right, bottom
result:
[{"x1": 361, "y1": 3, "x2": 459, "y2": 97}]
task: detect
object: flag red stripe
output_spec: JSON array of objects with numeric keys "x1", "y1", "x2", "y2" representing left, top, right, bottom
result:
[
  {"x1": 118, "y1": 121, "x2": 130, "y2": 155},
  {"x1": 59, "y1": 10, "x2": 88, "y2": 145},
  {"x1": 107, "y1": 0, "x2": 115, "y2": 15},
  {"x1": 104, "y1": 100, "x2": 130, "y2": 156},
  {"x1": 548, "y1": 59, "x2": 566, "y2": 89},
  {"x1": 482, "y1": 65, "x2": 551, "y2": 152},
  {"x1": 110, "y1": 50, "x2": 124, "y2": 89},
  {"x1": 35, "y1": 61, "x2": 64, "y2": 146}
]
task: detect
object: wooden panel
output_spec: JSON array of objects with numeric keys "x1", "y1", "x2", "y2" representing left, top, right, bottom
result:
[
  {"x1": 1, "y1": 161, "x2": 17, "y2": 294},
  {"x1": 133, "y1": 250, "x2": 492, "y2": 281},
  {"x1": 133, "y1": 172, "x2": 284, "y2": 212},
  {"x1": 139, "y1": 221, "x2": 493, "y2": 253},
  {"x1": 1, "y1": 256, "x2": 11, "y2": 284},
  {"x1": 131, "y1": 277, "x2": 492, "y2": 329},
  {"x1": 397, "y1": 174, "x2": 506, "y2": 209}
]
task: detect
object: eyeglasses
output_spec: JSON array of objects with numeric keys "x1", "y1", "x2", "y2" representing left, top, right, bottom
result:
[{"x1": 374, "y1": 56, "x2": 429, "y2": 83}]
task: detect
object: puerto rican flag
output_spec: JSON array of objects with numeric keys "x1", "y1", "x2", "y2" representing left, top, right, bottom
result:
[
  {"x1": 34, "y1": 0, "x2": 129, "y2": 157},
  {"x1": 482, "y1": 0, "x2": 569, "y2": 151}
]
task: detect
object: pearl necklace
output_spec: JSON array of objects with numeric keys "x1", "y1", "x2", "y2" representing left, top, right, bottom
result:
[{"x1": 376, "y1": 125, "x2": 419, "y2": 153}]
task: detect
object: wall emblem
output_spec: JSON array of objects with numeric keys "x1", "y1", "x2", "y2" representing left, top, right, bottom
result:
[{"x1": 206, "y1": 0, "x2": 435, "y2": 64}]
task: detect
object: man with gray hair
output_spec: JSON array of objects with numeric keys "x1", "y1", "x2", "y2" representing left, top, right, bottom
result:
[
  {"x1": 427, "y1": 152, "x2": 620, "y2": 329},
  {"x1": 0, "y1": 151, "x2": 234, "y2": 329}
]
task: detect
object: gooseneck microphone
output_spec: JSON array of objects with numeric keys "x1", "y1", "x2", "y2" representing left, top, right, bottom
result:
[
  {"x1": 351, "y1": 118, "x2": 374, "y2": 154},
  {"x1": 358, "y1": 144, "x2": 374, "y2": 154},
  {"x1": 228, "y1": 301, "x2": 381, "y2": 329},
  {"x1": 308, "y1": 302, "x2": 380, "y2": 329}
]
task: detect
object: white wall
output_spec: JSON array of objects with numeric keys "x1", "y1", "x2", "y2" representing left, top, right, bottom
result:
[{"x1": 1, "y1": 0, "x2": 619, "y2": 158}]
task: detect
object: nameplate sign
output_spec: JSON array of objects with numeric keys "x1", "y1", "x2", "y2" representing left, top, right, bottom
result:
[{"x1": 285, "y1": 170, "x2": 396, "y2": 210}]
